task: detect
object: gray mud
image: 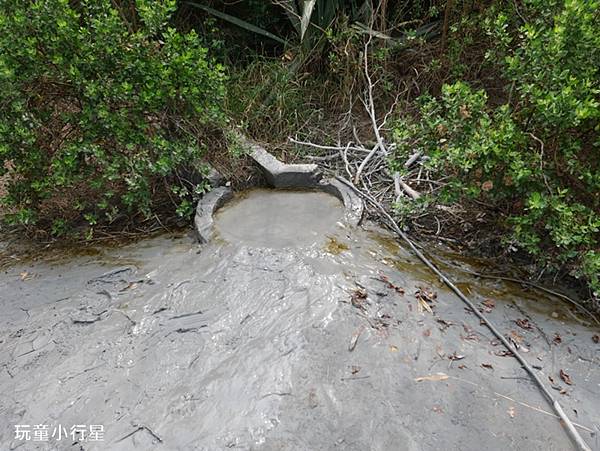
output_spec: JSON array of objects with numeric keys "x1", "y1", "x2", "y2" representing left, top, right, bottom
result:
[
  {"x1": 1, "y1": 189, "x2": 599, "y2": 450},
  {"x1": 214, "y1": 189, "x2": 344, "y2": 248}
]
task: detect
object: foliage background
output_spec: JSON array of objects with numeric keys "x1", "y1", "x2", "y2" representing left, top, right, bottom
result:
[
  {"x1": 0, "y1": 0, "x2": 225, "y2": 237},
  {"x1": 0, "y1": 0, "x2": 598, "y2": 298}
]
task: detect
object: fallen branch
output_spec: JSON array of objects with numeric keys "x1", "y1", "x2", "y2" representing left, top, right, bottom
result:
[
  {"x1": 449, "y1": 375, "x2": 595, "y2": 434},
  {"x1": 336, "y1": 175, "x2": 592, "y2": 451},
  {"x1": 355, "y1": 39, "x2": 388, "y2": 185},
  {"x1": 289, "y1": 137, "x2": 368, "y2": 154},
  {"x1": 404, "y1": 151, "x2": 422, "y2": 168},
  {"x1": 394, "y1": 172, "x2": 421, "y2": 200}
]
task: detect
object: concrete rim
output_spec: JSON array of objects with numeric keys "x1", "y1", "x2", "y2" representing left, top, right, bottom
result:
[{"x1": 194, "y1": 137, "x2": 364, "y2": 243}]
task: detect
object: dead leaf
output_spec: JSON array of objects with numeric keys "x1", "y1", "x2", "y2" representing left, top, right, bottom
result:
[
  {"x1": 437, "y1": 319, "x2": 453, "y2": 330},
  {"x1": 461, "y1": 332, "x2": 479, "y2": 342},
  {"x1": 509, "y1": 330, "x2": 524, "y2": 345},
  {"x1": 348, "y1": 327, "x2": 363, "y2": 352},
  {"x1": 516, "y1": 318, "x2": 533, "y2": 330},
  {"x1": 481, "y1": 299, "x2": 495, "y2": 313},
  {"x1": 459, "y1": 104, "x2": 471, "y2": 119},
  {"x1": 417, "y1": 297, "x2": 433, "y2": 314},
  {"x1": 553, "y1": 333, "x2": 562, "y2": 344},
  {"x1": 448, "y1": 352, "x2": 465, "y2": 361},
  {"x1": 19, "y1": 271, "x2": 32, "y2": 281},
  {"x1": 389, "y1": 345, "x2": 399, "y2": 352},
  {"x1": 436, "y1": 124, "x2": 448, "y2": 136},
  {"x1": 494, "y1": 349, "x2": 513, "y2": 357},
  {"x1": 458, "y1": 364, "x2": 466, "y2": 369},
  {"x1": 481, "y1": 363, "x2": 494, "y2": 370},
  {"x1": 350, "y1": 288, "x2": 367, "y2": 310},
  {"x1": 379, "y1": 274, "x2": 404, "y2": 295},
  {"x1": 121, "y1": 281, "x2": 138, "y2": 292},
  {"x1": 507, "y1": 406, "x2": 516, "y2": 418},
  {"x1": 559, "y1": 369, "x2": 573, "y2": 385},
  {"x1": 351, "y1": 365, "x2": 361, "y2": 375},
  {"x1": 415, "y1": 373, "x2": 449, "y2": 382},
  {"x1": 481, "y1": 180, "x2": 493, "y2": 192},
  {"x1": 415, "y1": 287, "x2": 436, "y2": 314},
  {"x1": 422, "y1": 329, "x2": 431, "y2": 337},
  {"x1": 482, "y1": 299, "x2": 495, "y2": 309},
  {"x1": 592, "y1": 334, "x2": 599, "y2": 344}
]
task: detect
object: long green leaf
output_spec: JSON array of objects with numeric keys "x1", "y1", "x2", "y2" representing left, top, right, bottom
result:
[
  {"x1": 187, "y1": 2, "x2": 288, "y2": 46},
  {"x1": 300, "y1": 0, "x2": 317, "y2": 41}
]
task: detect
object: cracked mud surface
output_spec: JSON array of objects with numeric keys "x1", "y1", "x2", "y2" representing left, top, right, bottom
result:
[{"x1": 1, "y1": 190, "x2": 599, "y2": 450}]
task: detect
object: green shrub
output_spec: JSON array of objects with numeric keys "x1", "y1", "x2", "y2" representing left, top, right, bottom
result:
[
  {"x1": 392, "y1": 0, "x2": 600, "y2": 293},
  {"x1": 0, "y1": 0, "x2": 226, "y2": 235}
]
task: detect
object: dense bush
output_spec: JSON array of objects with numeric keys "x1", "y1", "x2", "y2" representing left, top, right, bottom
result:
[
  {"x1": 0, "y1": 0, "x2": 225, "y2": 236},
  {"x1": 392, "y1": 0, "x2": 600, "y2": 293}
]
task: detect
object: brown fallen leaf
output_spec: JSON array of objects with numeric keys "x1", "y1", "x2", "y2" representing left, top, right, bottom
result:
[
  {"x1": 379, "y1": 274, "x2": 405, "y2": 295},
  {"x1": 415, "y1": 287, "x2": 436, "y2": 314},
  {"x1": 559, "y1": 369, "x2": 573, "y2": 385},
  {"x1": 494, "y1": 349, "x2": 514, "y2": 357},
  {"x1": 417, "y1": 297, "x2": 433, "y2": 314},
  {"x1": 350, "y1": 288, "x2": 367, "y2": 310},
  {"x1": 351, "y1": 365, "x2": 361, "y2": 375},
  {"x1": 553, "y1": 333, "x2": 562, "y2": 344},
  {"x1": 459, "y1": 104, "x2": 472, "y2": 119},
  {"x1": 592, "y1": 334, "x2": 599, "y2": 344},
  {"x1": 436, "y1": 319, "x2": 453, "y2": 330},
  {"x1": 461, "y1": 332, "x2": 479, "y2": 341},
  {"x1": 481, "y1": 363, "x2": 494, "y2": 370},
  {"x1": 481, "y1": 180, "x2": 493, "y2": 191},
  {"x1": 120, "y1": 281, "x2": 139, "y2": 292},
  {"x1": 458, "y1": 364, "x2": 466, "y2": 369},
  {"x1": 389, "y1": 345, "x2": 399, "y2": 352},
  {"x1": 415, "y1": 373, "x2": 449, "y2": 382},
  {"x1": 516, "y1": 318, "x2": 533, "y2": 330},
  {"x1": 509, "y1": 330, "x2": 524, "y2": 345},
  {"x1": 448, "y1": 352, "x2": 465, "y2": 361},
  {"x1": 481, "y1": 299, "x2": 495, "y2": 313}
]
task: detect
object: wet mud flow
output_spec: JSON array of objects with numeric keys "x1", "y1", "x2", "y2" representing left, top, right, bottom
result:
[{"x1": 1, "y1": 189, "x2": 599, "y2": 450}]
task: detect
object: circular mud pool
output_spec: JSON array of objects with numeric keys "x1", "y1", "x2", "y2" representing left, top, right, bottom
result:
[{"x1": 214, "y1": 189, "x2": 344, "y2": 247}]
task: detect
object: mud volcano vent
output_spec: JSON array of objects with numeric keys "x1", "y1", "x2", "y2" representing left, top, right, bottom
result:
[{"x1": 214, "y1": 189, "x2": 344, "y2": 247}]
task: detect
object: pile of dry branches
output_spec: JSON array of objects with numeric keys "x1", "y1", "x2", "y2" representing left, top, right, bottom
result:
[{"x1": 288, "y1": 39, "x2": 449, "y2": 235}]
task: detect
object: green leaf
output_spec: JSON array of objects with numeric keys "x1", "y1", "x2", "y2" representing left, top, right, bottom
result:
[{"x1": 187, "y1": 2, "x2": 288, "y2": 46}]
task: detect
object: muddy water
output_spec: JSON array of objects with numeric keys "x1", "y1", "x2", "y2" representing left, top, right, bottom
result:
[
  {"x1": 0, "y1": 189, "x2": 599, "y2": 451},
  {"x1": 215, "y1": 189, "x2": 344, "y2": 248}
]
